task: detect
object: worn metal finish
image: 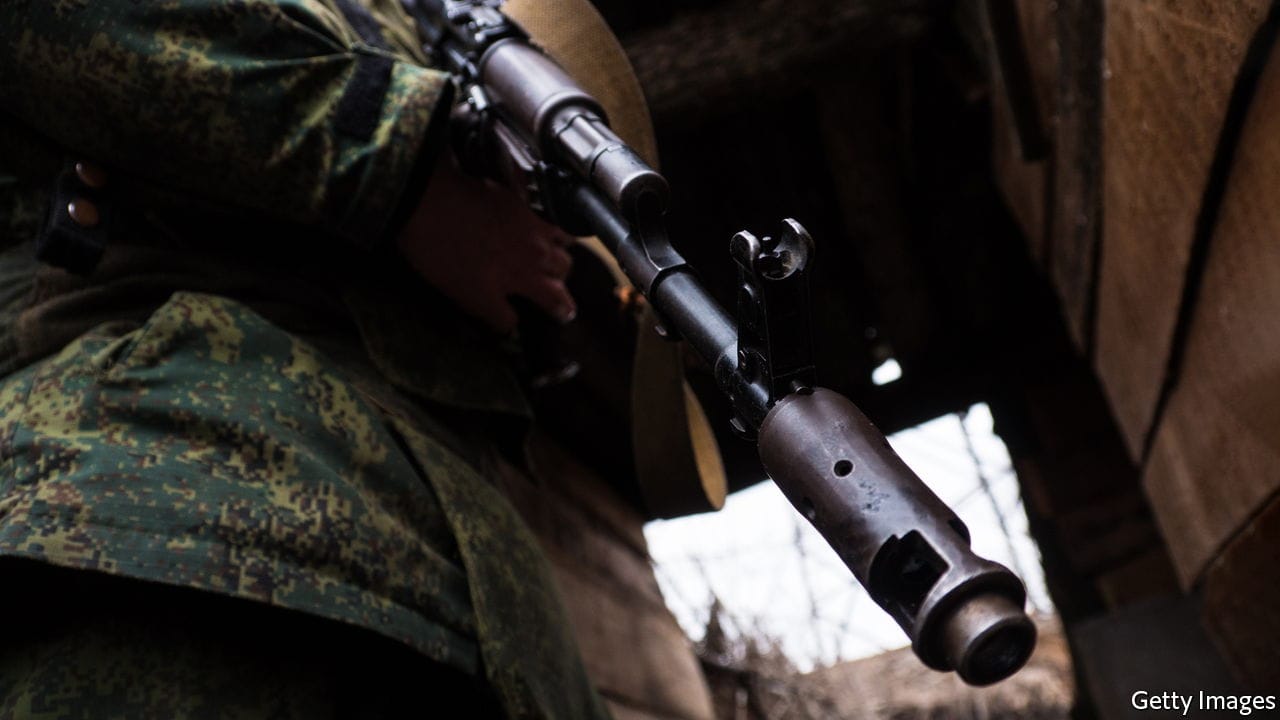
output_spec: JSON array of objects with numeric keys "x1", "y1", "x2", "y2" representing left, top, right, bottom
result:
[
  {"x1": 758, "y1": 389, "x2": 1034, "y2": 684},
  {"x1": 939, "y1": 591, "x2": 1037, "y2": 686},
  {"x1": 731, "y1": 219, "x2": 817, "y2": 430},
  {"x1": 404, "y1": 0, "x2": 1036, "y2": 684}
]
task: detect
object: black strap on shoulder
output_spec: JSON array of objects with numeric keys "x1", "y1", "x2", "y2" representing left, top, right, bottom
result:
[
  {"x1": 333, "y1": 0, "x2": 397, "y2": 142},
  {"x1": 37, "y1": 159, "x2": 110, "y2": 275},
  {"x1": 336, "y1": 54, "x2": 396, "y2": 141}
]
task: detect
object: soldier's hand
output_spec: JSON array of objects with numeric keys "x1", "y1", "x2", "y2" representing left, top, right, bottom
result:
[{"x1": 397, "y1": 152, "x2": 577, "y2": 335}]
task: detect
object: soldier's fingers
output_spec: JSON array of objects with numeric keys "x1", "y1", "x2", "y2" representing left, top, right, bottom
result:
[
  {"x1": 513, "y1": 275, "x2": 576, "y2": 324},
  {"x1": 498, "y1": 228, "x2": 555, "y2": 270},
  {"x1": 475, "y1": 296, "x2": 520, "y2": 336},
  {"x1": 540, "y1": 245, "x2": 573, "y2": 279}
]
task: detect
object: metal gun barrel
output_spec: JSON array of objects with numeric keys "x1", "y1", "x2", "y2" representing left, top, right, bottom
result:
[
  {"x1": 573, "y1": 183, "x2": 1035, "y2": 685},
  {"x1": 412, "y1": 0, "x2": 1038, "y2": 685},
  {"x1": 758, "y1": 389, "x2": 1036, "y2": 685},
  {"x1": 481, "y1": 40, "x2": 668, "y2": 218}
]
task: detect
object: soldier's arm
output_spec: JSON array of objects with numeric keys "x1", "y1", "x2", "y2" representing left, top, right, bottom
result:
[{"x1": 0, "y1": 0, "x2": 451, "y2": 248}]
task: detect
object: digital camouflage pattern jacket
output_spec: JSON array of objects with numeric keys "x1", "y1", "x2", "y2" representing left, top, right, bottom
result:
[{"x1": 0, "y1": 2, "x2": 608, "y2": 717}]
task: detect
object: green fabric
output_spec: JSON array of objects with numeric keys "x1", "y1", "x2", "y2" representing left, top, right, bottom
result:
[
  {"x1": 0, "y1": 0, "x2": 531, "y2": 420},
  {"x1": 0, "y1": 293, "x2": 608, "y2": 719},
  {"x1": 0, "y1": 563, "x2": 501, "y2": 718},
  {"x1": 391, "y1": 415, "x2": 611, "y2": 719},
  {"x1": 0, "y1": 0, "x2": 448, "y2": 247},
  {"x1": 0, "y1": 293, "x2": 479, "y2": 673},
  {"x1": 0, "y1": 2, "x2": 606, "y2": 715}
]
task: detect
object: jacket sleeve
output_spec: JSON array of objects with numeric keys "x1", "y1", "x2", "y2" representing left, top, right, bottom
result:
[{"x1": 0, "y1": 0, "x2": 453, "y2": 248}]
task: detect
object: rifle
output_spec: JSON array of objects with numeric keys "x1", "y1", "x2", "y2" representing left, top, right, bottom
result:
[{"x1": 402, "y1": 0, "x2": 1036, "y2": 686}]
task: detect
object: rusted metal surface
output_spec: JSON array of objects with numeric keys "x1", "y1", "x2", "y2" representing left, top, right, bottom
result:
[{"x1": 758, "y1": 389, "x2": 1034, "y2": 685}]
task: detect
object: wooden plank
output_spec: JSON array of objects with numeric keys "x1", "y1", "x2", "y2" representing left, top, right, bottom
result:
[
  {"x1": 1071, "y1": 595, "x2": 1244, "y2": 720},
  {"x1": 623, "y1": 0, "x2": 933, "y2": 125},
  {"x1": 524, "y1": 428, "x2": 649, "y2": 555},
  {"x1": 551, "y1": 560, "x2": 717, "y2": 720},
  {"x1": 1202, "y1": 491, "x2": 1280, "y2": 690},
  {"x1": 815, "y1": 73, "x2": 935, "y2": 367},
  {"x1": 989, "y1": 0, "x2": 1055, "y2": 265},
  {"x1": 1094, "y1": 0, "x2": 1269, "y2": 459},
  {"x1": 495, "y1": 433, "x2": 716, "y2": 718},
  {"x1": 988, "y1": 0, "x2": 1049, "y2": 266},
  {"x1": 1141, "y1": 34, "x2": 1280, "y2": 586},
  {"x1": 1048, "y1": 0, "x2": 1104, "y2": 352},
  {"x1": 1002, "y1": 392, "x2": 1162, "y2": 583},
  {"x1": 1003, "y1": 357, "x2": 1137, "y2": 518},
  {"x1": 1093, "y1": 547, "x2": 1179, "y2": 610},
  {"x1": 985, "y1": 0, "x2": 1105, "y2": 353},
  {"x1": 1054, "y1": 491, "x2": 1164, "y2": 577},
  {"x1": 990, "y1": 79, "x2": 1049, "y2": 265},
  {"x1": 990, "y1": 352, "x2": 1162, "y2": 625},
  {"x1": 497, "y1": 436, "x2": 669, "y2": 613}
]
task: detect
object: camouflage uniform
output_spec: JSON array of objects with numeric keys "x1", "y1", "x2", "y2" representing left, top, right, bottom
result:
[{"x1": 0, "y1": 2, "x2": 608, "y2": 717}]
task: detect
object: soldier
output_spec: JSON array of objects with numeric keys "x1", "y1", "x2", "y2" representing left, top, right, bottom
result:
[{"x1": 0, "y1": 0, "x2": 629, "y2": 716}]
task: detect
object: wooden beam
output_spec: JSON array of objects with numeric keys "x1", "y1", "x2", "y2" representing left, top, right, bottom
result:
[
  {"x1": 1095, "y1": 0, "x2": 1270, "y2": 458},
  {"x1": 1047, "y1": 0, "x2": 1104, "y2": 354},
  {"x1": 622, "y1": 0, "x2": 934, "y2": 124},
  {"x1": 1142, "y1": 34, "x2": 1280, "y2": 586}
]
